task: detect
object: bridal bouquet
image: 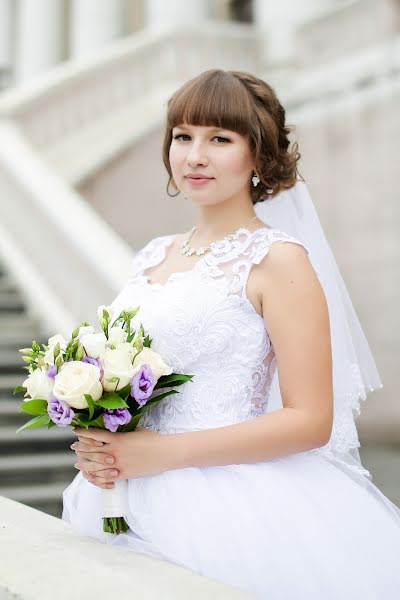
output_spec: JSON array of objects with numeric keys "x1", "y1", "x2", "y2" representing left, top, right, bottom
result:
[{"x1": 14, "y1": 304, "x2": 193, "y2": 534}]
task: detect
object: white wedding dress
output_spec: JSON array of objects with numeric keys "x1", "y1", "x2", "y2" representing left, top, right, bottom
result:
[{"x1": 62, "y1": 227, "x2": 400, "y2": 600}]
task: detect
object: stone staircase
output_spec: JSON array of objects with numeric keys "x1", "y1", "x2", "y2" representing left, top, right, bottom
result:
[{"x1": 0, "y1": 266, "x2": 75, "y2": 517}]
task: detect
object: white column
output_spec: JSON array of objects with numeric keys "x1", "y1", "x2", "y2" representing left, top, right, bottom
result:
[
  {"x1": 69, "y1": 0, "x2": 125, "y2": 59},
  {"x1": 144, "y1": 0, "x2": 208, "y2": 29},
  {"x1": 15, "y1": 0, "x2": 64, "y2": 84},
  {"x1": 253, "y1": 0, "x2": 321, "y2": 68},
  {"x1": 0, "y1": 0, "x2": 12, "y2": 70}
]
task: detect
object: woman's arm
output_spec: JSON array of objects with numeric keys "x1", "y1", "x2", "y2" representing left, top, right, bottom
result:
[
  {"x1": 73, "y1": 241, "x2": 334, "y2": 482},
  {"x1": 162, "y1": 241, "x2": 334, "y2": 470}
]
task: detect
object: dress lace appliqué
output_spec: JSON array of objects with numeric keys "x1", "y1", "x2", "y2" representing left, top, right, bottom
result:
[{"x1": 111, "y1": 227, "x2": 310, "y2": 436}]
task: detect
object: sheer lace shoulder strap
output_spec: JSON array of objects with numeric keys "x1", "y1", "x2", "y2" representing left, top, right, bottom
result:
[
  {"x1": 130, "y1": 234, "x2": 173, "y2": 279},
  {"x1": 250, "y1": 228, "x2": 310, "y2": 265},
  {"x1": 214, "y1": 228, "x2": 312, "y2": 300}
]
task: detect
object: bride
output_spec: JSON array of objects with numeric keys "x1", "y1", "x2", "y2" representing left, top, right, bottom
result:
[{"x1": 63, "y1": 69, "x2": 400, "y2": 599}]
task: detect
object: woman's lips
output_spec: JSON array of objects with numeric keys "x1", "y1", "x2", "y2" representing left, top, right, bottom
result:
[{"x1": 186, "y1": 176, "x2": 214, "y2": 186}]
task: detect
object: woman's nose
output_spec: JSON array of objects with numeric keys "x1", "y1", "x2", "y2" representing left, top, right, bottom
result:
[{"x1": 186, "y1": 141, "x2": 208, "y2": 166}]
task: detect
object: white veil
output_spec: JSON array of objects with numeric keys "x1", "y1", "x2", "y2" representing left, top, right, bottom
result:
[{"x1": 254, "y1": 180, "x2": 383, "y2": 479}]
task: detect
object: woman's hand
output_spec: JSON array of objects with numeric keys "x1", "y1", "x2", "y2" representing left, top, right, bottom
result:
[{"x1": 71, "y1": 426, "x2": 168, "y2": 489}]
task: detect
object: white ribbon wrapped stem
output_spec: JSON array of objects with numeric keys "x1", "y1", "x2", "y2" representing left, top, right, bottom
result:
[{"x1": 101, "y1": 478, "x2": 128, "y2": 517}]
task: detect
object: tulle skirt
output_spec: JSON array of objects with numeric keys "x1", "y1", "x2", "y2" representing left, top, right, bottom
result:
[{"x1": 62, "y1": 450, "x2": 400, "y2": 600}]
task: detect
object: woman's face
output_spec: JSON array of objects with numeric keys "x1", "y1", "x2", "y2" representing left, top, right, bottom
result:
[{"x1": 169, "y1": 123, "x2": 255, "y2": 206}]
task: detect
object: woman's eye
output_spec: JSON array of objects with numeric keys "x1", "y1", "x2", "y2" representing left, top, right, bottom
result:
[{"x1": 172, "y1": 134, "x2": 229, "y2": 143}]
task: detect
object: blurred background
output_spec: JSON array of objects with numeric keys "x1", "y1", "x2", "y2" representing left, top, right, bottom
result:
[{"x1": 0, "y1": 0, "x2": 398, "y2": 518}]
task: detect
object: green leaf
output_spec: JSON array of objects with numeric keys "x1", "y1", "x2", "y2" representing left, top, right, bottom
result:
[
  {"x1": 88, "y1": 415, "x2": 105, "y2": 428},
  {"x1": 84, "y1": 394, "x2": 95, "y2": 419},
  {"x1": 96, "y1": 393, "x2": 129, "y2": 409},
  {"x1": 119, "y1": 413, "x2": 141, "y2": 433},
  {"x1": 47, "y1": 420, "x2": 56, "y2": 429},
  {"x1": 19, "y1": 399, "x2": 48, "y2": 416},
  {"x1": 13, "y1": 386, "x2": 27, "y2": 395},
  {"x1": 139, "y1": 388, "x2": 179, "y2": 409},
  {"x1": 116, "y1": 383, "x2": 131, "y2": 398},
  {"x1": 16, "y1": 414, "x2": 50, "y2": 433},
  {"x1": 155, "y1": 374, "x2": 194, "y2": 389},
  {"x1": 71, "y1": 412, "x2": 91, "y2": 428}
]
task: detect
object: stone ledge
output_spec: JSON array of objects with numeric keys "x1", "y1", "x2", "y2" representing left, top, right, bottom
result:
[{"x1": 0, "y1": 496, "x2": 254, "y2": 600}]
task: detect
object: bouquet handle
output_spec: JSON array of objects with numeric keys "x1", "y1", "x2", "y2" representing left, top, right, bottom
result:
[{"x1": 101, "y1": 478, "x2": 129, "y2": 533}]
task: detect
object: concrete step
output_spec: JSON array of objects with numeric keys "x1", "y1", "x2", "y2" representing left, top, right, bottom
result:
[
  {"x1": 0, "y1": 423, "x2": 75, "y2": 442},
  {"x1": 0, "y1": 481, "x2": 72, "y2": 516},
  {"x1": 0, "y1": 293, "x2": 24, "y2": 312},
  {"x1": 0, "y1": 348, "x2": 24, "y2": 373},
  {"x1": 0, "y1": 398, "x2": 27, "y2": 425},
  {"x1": 0, "y1": 274, "x2": 18, "y2": 294},
  {"x1": 0, "y1": 452, "x2": 76, "y2": 486},
  {"x1": 0, "y1": 314, "x2": 41, "y2": 331},
  {"x1": 0, "y1": 451, "x2": 76, "y2": 471},
  {"x1": 0, "y1": 330, "x2": 43, "y2": 349},
  {"x1": 0, "y1": 423, "x2": 75, "y2": 454},
  {"x1": 0, "y1": 481, "x2": 70, "y2": 503},
  {"x1": 0, "y1": 373, "x2": 23, "y2": 394}
]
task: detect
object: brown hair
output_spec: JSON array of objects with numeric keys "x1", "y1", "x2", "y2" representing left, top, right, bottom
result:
[{"x1": 162, "y1": 69, "x2": 304, "y2": 204}]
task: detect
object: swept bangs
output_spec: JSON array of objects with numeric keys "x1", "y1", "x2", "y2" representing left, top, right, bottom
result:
[{"x1": 164, "y1": 70, "x2": 255, "y2": 138}]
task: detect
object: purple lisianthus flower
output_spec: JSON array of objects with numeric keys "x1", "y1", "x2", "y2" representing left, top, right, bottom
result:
[
  {"x1": 81, "y1": 356, "x2": 104, "y2": 378},
  {"x1": 47, "y1": 394, "x2": 74, "y2": 427},
  {"x1": 130, "y1": 364, "x2": 156, "y2": 407},
  {"x1": 46, "y1": 364, "x2": 57, "y2": 379},
  {"x1": 103, "y1": 408, "x2": 131, "y2": 432}
]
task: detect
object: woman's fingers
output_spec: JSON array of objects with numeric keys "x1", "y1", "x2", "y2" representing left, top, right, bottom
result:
[
  {"x1": 73, "y1": 428, "x2": 112, "y2": 444},
  {"x1": 76, "y1": 435, "x2": 104, "y2": 448},
  {"x1": 75, "y1": 459, "x2": 119, "y2": 476},
  {"x1": 70, "y1": 440, "x2": 101, "y2": 453},
  {"x1": 81, "y1": 470, "x2": 115, "y2": 489},
  {"x1": 74, "y1": 450, "x2": 115, "y2": 465}
]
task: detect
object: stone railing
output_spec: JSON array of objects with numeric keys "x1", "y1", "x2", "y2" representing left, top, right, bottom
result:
[
  {"x1": 0, "y1": 21, "x2": 260, "y2": 337},
  {"x1": 0, "y1": 21, "x2": 260, "y2": 186},
  {"x1": 296, "y1": 0, "x2": 400, "y2": 68},
  {"x1": 0, "y1": 121, "x2": 132, "y2": 338},
  {"x1": 0, "y1": 496, "x2": 255, "y2": 600}
]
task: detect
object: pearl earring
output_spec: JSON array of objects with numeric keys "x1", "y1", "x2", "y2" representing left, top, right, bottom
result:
[{"x1": 252, "y1": 172, "x2": 260, "y2": 187}]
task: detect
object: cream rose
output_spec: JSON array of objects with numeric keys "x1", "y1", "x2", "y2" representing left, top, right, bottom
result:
[
  {"x1": 80, "y1": 332, "x2": 107, "y2": 359},
  {"x1": 53, "y1": 361, "x2": 102, "y2": 409},
  {"x1": 101, "y1": 343, "x2": 135, "y2": 392},
  {"x1": 22, "y1": 367, "x2": 54, "y2": 401},
  {"x1": 132, "y1": 347, "x2": 173, "y2": 380}
]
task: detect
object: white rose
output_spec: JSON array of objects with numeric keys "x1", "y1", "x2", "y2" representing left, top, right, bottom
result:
[
  {"x1": 80, "y1": 332, "x2": 107, "y2": 359},
  {"x1": 22, "y1": 367, "x2": 54, "y2": 401},
  {"x1": 101, "y1": 343, "x2": 135, "y2": 392},
  {"x1": 108, "y1": 326, "x2": 128, "y2": 348},
  {"x1": 132, "y1": 347, "x2": 173, "y2": 381},
  {"x1": 53, "y1": 361, "x2": 102, "y2": 409},
  {"x1": 44, "y1": 334, "x2": 67, "y2": 366}
]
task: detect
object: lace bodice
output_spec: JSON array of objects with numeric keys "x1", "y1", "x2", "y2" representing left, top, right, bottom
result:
[{"x1": 110, "y1": 227, "x2": 309, "y2": 434}]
